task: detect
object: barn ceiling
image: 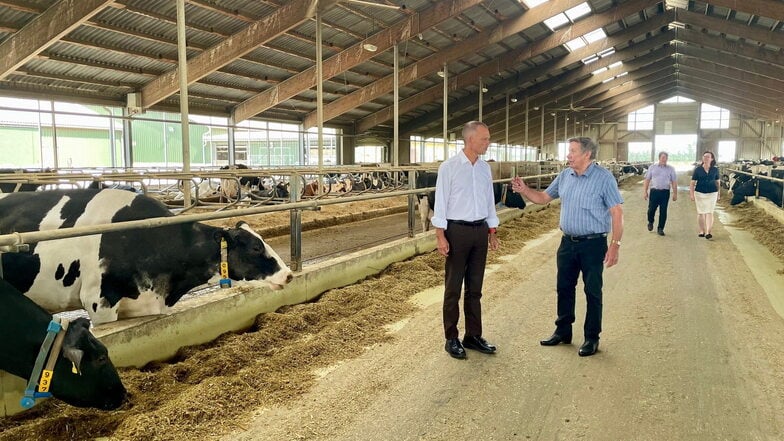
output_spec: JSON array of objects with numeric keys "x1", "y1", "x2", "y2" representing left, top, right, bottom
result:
[{"x1": 0, "y1": 0, "x2": 782, "y2": 146}]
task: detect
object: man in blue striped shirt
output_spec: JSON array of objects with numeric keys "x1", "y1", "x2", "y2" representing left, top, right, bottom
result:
[{"x1": 512, "y1": 137, "x2": 623, "y2": 357}]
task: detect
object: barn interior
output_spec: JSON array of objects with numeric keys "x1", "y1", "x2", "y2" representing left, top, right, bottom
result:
[{"x1": 1, "y1": 0, "x2": 784, "y2": 438}]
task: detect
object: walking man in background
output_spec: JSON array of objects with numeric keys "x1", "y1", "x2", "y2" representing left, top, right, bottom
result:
[
  {"x1": 432, "y1": 121, "x2": 500, "y2": 360},
  {"x1": 643, "y1": 151, "x2": 678, "y2": 236},
  {"x1": 511, "y1": 137, "x2": 623, "y2": 357}
]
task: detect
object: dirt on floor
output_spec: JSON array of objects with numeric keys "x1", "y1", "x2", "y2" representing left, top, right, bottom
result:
[
  {"x1": 722, "y1": 199, "x2": 784, "y2": 273},
  {"x1": 3, "y1": 177, "x2": 783, "y2": 441},
  {"x1": 0, "y1": 200, "x2": 560, "y2": 441}
]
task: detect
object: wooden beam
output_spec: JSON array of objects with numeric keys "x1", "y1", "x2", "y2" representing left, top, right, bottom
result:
[
  {"x1": 702, "y1": 0, "x2": 784, "y2": 22},
  {"x1": 231, "y1": 0, "x2": 485, "y2": 123},
  {"x1": 0, "y1": 0, "x2": 116, "y2": 81},
  {"x1": 140, "y1": 0, "x2": 338, "y2": 107},
  {"x1": 677, "y1": 8, "x2": 784, "y2": 47},
  {"x1": 676, "y1": 67, "x2": 782, "y2": 110},
  {"x1": 676, "y1": 28, "x2": 784, "y2": 68},
  {"x1": 361, "y1": 10, "x2": 674, "y2": 133},
  {"x1": 677, "y1": 55, "x2": 784, "y2": 96},
  {"x1": 304, "y1": 0, "x2": 634, "y2": 129},
  {"x1": 676, "y1": 43, "x2": 784, "y2": 82},
  {"x1": 675, "y1": 79, "x2": 779, "y2": 120}
]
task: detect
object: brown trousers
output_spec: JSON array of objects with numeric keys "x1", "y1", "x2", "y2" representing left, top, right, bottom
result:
[{"x1": 443, "y1": 221, "x2": 489, "y2": 339}]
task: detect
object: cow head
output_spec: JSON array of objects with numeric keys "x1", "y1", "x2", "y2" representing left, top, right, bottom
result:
[
  {"x1": 219, "y1": 222, "x2": 293, "y2": 290},
  {"x1": 730, "y1": 180, "x2": 755, "y2": 205},
  {"x1": 51, "y1": 318, "x2": 127, "y2": 410}
]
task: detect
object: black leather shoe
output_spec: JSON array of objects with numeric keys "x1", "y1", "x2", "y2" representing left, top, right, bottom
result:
[
  {"x1": 445, "y1": 338, "x2": 466, "y2": 359},
  {"x1": 540, "y1": 333, "x2": 572, "y2": 346},
  {"x1": 462, "y1": 335, "x2": 497, "y2": 354},
  {"x1": 578, "y1": 340, "x2": 599, "y2": 357},
  {"x1": 647, "y1": 222, "x2": 653, "y2": 231},
  {"x1": 657, "y1": 228, "x2": 665, "y2": 236}
]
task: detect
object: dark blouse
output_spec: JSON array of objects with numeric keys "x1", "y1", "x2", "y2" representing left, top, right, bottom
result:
[{"x1": 691, "y1": 165, "x2": 720, "y2": 194}]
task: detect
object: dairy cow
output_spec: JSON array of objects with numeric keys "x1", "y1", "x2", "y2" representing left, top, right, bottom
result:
[
  {"x1": 0, "y1": 189, "x2": 293, "y2": 324},
  {"x1": 415, "y1": 172, "x2": 438, "y2": 232},
  {"x1": 0, "y1": 278, "x2": 126, "y2": 409},
  {"x1": 730, "y1": 177, "x2": 784, "y2": 207},
  {"x1": 415, "y1": 172, "x2": 521, "y2": 232}
]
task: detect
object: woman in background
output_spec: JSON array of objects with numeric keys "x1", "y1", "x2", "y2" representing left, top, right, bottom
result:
[{"x1": 689, "y1": 151, "x2": 720, "y2": 239}]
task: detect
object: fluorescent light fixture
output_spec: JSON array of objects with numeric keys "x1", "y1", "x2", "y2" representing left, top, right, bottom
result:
[
  {"x1": 597, "y1": 48, "x2": 615, "y2": 57},
  {"x1": 510, "y1": 97, "x2": 518, "y2": 103},
  {"x1": 591, "y1": 66, "x2": 607, "y2": 76},
  {"x1": 608, "y1": 61, "x2": 623, "y2": 69},
  {"x1": 544, "y1": 13, "x2": 569, "y2": 30},
  {"x1": 565, "y1": 3, "x2": 591, "y2": 21},
  {"x1": 362, "y1": 43, "x2": 378, "y2": 52},
  {"x1": 616, "y1": 71, "x2": 628, "y2": 77},
  {"x1": 582, "y1": 54, "x2": 599, "y2": 64},
  {"x1": 481, "y1": 87, "x2": 488, "y2": 93},
  {"x1": 602, "y1": 77, "x2": 614, "y2": 83},
  {"x1": 436, "y1": 70, "x2": 445, "y2": 78},
  {"x1": 521, "y1": 0, "x2": 549, "y2": 8}
]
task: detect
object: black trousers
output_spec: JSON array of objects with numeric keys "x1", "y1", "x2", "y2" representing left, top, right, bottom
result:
[
  {"x1": 443, "y1": 222, "x2": 488, "y2": 339},
  {"x1": 647, "y1": 189, "x2": 671, "y2": 229},
  {"x1": 554, "y1": 236, "x2": 607, "y2": 341}
]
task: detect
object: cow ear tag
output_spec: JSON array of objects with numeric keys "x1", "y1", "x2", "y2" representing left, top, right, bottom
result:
[
  {"x1": 71, "y1": 362, "x2": 79, "y2": 375},
  {"x1": 219, "y1": 238, "x2": 231, "y2": 288}
]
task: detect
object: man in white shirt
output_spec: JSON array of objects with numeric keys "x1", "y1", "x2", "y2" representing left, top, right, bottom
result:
[{"x1": 432, "y1": 121, "x2": 501, "y2": 359}]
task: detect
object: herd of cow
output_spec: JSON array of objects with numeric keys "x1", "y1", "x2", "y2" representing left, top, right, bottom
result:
[
  {"x1": 0, "y1": 166, "x2": 527, "y2": 412},
  {"x1": 721, "y1": 161, "x2": 784, "y2": 207}
]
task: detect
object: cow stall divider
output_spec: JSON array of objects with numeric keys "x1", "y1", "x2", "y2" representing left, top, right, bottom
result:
[{"x1": 0, "y1": 166, "x2": 562, "y2": 416}]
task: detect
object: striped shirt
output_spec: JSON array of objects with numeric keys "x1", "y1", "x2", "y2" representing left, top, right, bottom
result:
[
  {"x1": 431, "y1": 149, "x2": 499, "y2": 230},
  {"x1": 645, "y1": 163, "x2": 677, "y2": 190},
  {"x1": 545, "y1": 162, "x2": 624, "y2": 236}
]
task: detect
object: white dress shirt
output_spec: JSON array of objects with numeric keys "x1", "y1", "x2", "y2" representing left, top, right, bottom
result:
[{"x1": 431, "y1": 149, "x2": 500, "y2": 230}]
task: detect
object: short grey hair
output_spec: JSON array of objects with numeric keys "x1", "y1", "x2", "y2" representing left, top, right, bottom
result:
[
  {"x1": 462, "y1": 121, "x2": 488, "y2": 140},
  {"x1": 568, "y1": 137, "x2": 599, "y2": 160}
]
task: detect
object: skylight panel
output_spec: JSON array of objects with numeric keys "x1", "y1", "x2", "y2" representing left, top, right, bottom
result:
[
  {"x1": 544, "y1": 13, "x2": 569, "y2": 30},
  {"x1": 584, "y1": 29, "x2": 607, "y2": 43},
  {"x1": 565, "y1": 37, "x2": 586, "y2": 51},
  {"x1": 522, "y1": 0, "x2": 549, "y2": 8},
  {"x1": 565, "y1": 3, "x2": 591, "y2": 21}
]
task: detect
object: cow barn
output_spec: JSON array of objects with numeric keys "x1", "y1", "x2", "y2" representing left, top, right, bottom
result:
[{"x1": 1, "y1": 1, "x2": 784, "y2": 440}]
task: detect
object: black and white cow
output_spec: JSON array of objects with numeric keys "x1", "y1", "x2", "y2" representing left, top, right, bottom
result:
[
  {"x1": 730, "y1": 177, "x2": 784, "y2": 207},
  {"x1": 415, "y1": 172, "x2": 522, "y2": 232},
  {"x1": 415, "y1": 172, "x2": 438, "y2": 232},
  {"x1": 0, "y1": 189, "x2": 293, "y2": 324},
  {"x1": 0, "y1": 278, "x2": 126, "y2": 410}
]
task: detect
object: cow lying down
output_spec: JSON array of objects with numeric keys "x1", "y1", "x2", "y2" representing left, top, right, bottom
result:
[
  {"x1": 0, "y1": 189, "x2": 293, "y2": 325},
  {"x1": 0, "y1": 278, "x2": 126, "y2": 410}
]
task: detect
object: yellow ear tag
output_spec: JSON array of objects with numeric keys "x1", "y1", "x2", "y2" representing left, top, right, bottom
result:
[{"x1": 71, "y1": 362, "x2": 78, "y2": 374}]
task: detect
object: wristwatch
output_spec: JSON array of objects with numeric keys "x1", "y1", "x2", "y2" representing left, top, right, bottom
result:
[{"x1": 610, "y1": 239, "x2": 621, "y2": 247}]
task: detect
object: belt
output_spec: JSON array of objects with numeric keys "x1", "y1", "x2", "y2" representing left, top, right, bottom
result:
[
  {"x1": 447, "y1": 219, "x2": 486, "y2": 226},
  {"x1": 563, "y1": 233, "x2": 607, "y2": 242},
  {"x1": 651, "y1": 188, "x2": 670, "y2": 191}
]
